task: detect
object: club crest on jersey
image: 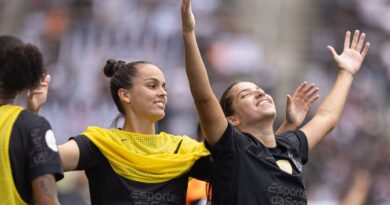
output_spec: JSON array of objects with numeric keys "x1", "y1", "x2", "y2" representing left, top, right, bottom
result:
[{"x1": 288, "y1": 152, "x2": 303, "y2": 172}]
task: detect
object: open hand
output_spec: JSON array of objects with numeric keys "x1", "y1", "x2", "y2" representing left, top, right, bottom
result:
[
  {"x1": 327, "y1": 30, "x2": 370, "y2": 76},
  {"x1": 286, "y1": 82, "x2": 319, "y2": 127}
]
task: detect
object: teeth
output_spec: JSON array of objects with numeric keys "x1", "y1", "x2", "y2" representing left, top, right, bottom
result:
[{"x1": 259, "y1": 100, "x2": 268, "y2": 106}]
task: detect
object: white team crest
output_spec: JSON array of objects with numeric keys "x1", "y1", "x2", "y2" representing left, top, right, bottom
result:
[{"x1": 45, "y1": 130, "x2": 58, "y2": 152}]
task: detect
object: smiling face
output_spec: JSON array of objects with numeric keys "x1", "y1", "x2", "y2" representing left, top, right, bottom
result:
[
  {"x1": 126, "y1": 64, "x2": 168, "y2": 122},
  {"x1": 227, "y1": 82, "x2": 276, "y2": 126}
]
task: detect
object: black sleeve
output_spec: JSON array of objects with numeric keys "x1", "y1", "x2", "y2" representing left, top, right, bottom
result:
[
  {"x1": 279, "y1": 130, "x2": 309, "y2": 164},
  {"x1": 188, "y1": 156, "x2": 212, "y2": 181},
  {"x1": 204, "y1": 123, "x2": 249, "y2": 160},
  {"x1": 27, "y1": 116, "x2": 64, "y2": 181},
  {"x1": 71, "y1": 135, "x2": 105, "y2": 170}
]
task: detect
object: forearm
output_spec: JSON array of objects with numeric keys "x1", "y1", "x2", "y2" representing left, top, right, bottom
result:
[
  {"x1": 183, "y1": 31, "x2": 214, "y2": 102},
  {"x1": 275, "y1": 121, "x2": 299, "y2": 135},
  {"x1": 182, "y1": 31, "x2": 227, "y2": 145},
  {"x1": 32, "y1": 174, "x2": 60, "y2": 205},
  {"x1": 315, "y1": 70, "x2": 353, "y2": 128}
]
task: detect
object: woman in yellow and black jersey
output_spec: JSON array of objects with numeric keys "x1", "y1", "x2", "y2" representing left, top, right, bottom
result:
[
  {"x1": 55, "y1": 57, "x2": 315, "y2": 205},
  {"x1": 0, "y1": 35, "x2": 63, "y2": 205}
]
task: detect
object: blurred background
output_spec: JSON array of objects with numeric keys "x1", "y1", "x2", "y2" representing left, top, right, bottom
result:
[{"x1": 2, "y1": 0, "x2": 389, "y2": 204}]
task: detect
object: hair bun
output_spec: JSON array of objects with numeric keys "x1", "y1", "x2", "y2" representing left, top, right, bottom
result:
[{"x1": 104, "y1": 59, "x2": 125, "y2": 77}]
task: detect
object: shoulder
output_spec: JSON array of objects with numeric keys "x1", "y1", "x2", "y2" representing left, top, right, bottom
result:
[
  {"x1": 276, "y1": 130, "x2": 307, "y2": 147},
  {"x1": 15, "y1": 110, "x2": 51, "y2": 128}
]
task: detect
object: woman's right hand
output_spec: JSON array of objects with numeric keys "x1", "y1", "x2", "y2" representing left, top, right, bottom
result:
[{"x1": 27, "y1": 74, "x2": 51, "y2": 114}]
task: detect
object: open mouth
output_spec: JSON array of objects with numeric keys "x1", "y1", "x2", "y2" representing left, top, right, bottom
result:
[{"x1": 256, "y1": 99, "x2": 270, "y2": 106}]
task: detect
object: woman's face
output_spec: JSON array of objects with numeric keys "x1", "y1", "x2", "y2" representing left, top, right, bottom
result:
[
  {"x1": 127, "y1": 64, "x2": 167, "y2": 121},
  {"x1": 229, "y1": 82, "x2": 276, "y2": 125}
]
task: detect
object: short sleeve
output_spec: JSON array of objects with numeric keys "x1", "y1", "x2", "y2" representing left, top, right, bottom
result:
[
  {"x1": 27, "y1": 116, "x2": 64, "y2": 181},
  {"x1": 188, "y1": 156, "x2": 212, "y2": 180},
  {"x1": 204, "y1": 123, "x2": 249, "y2": 160},
  {"x1": 71, "y1": 135, "x2": 105, "y2": 170},
  {"x1": 279, "y1": 130, "x2": 309, "y2": 164}
]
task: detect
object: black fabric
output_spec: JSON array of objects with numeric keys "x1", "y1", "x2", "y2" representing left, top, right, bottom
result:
[
  {"x1": 9, "y1": 110, "x2": 64, "y2": 203},
  {"x1": 205, "y1": 123, "x2": 308, "y2": 205},
  {"x1": 72, "y1": 135, "x2": 211, "y2": 205}
]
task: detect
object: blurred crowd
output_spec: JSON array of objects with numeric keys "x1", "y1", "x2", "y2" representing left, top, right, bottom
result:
[{"x1": 1, "y1": 0, "x2": 389, "y2": 204}]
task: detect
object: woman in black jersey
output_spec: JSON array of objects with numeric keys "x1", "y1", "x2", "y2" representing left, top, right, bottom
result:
[
  {"x1": 181, "y1": 0, "x2": 370, "y2": 204},
  {"x1": 54, "y1": 58, "x2": 316, "y2": 205},
  {"x1": 0, "y1": 35, "x2": 63, "y2": 205}
]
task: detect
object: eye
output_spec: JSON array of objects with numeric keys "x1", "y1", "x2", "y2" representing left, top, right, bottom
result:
[
  {"x1": 147, "y1": 84, "x2": 157, "y2": 89},
  {"x1": 241, "y1": 93, "x2": 250, "y2": 98}
]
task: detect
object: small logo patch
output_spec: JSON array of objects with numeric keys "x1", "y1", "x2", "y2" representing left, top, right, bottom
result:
[{"x1": 45, "y1": 130, "x2": 58, "y2": 152}]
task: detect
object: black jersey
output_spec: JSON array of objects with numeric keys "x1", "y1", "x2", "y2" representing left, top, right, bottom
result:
[
  {"x1": 205, "y1": 123, "x2": 308, "y2": 205},
  {"x1": 72, "y1": 135, "x2": 211, "y2": 205},
  {"x1": 9, "y1": 110, "x2": 64, "y2": 203}
]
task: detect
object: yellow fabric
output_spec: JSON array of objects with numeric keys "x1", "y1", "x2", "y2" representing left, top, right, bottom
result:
[
  {"x1": 0, "y1": 105, "x2": 27, "y2": 205},
  {"x1": 82, "y1": 127, "x2": 210, "y2": 183}
]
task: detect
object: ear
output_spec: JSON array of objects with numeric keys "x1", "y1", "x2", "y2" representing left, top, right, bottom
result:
[
  {"x1": 118, "y1": 88, "x2": 131, "y2": 103},
  {"x1": 227, "y1": 115, "x2": 240, "y2": 126}
]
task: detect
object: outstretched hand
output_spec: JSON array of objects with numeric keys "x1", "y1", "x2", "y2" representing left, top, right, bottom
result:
[
  {"x1": 27, "y1": 74, "x2": 51, "y2": 114},
  {"x1": 327, "y1": 30, "x2": 370, "y2": 76},
  {"x1": 181, "y1": 0, "x2": 195, "y2": 33},
  {"x1": 286, "y1": 82, "x2": 319, "y2": 127}
]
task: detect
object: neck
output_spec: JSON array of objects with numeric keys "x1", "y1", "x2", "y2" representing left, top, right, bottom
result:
[
  {"x1": 122, "y1": 112, "x2": 156, "y2": 135},
  {"x1": 238, "y1": 120, "x2": 276, "y2": 148},
  {"x1": 0, "y1": 89, "x2": 16, "y2": 106},
  {"x1": 0, "y1": 97, "x2": 15, "y2": 106}
]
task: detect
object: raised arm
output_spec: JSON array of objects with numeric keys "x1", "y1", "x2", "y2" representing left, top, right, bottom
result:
[
  {"x1": 275, "y1": 82, "x2": 319, "y2": 135},
  {"x1": 181, "y1": 0, "x2": 227, "y2": 146},
  {"x1": 301, "y1": 30, "x2": 370, "y2": 151}
]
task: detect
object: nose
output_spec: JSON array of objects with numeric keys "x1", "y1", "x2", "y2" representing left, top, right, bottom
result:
[
  {"x1": 158, "y1": 87, "x2": 167, "y2": 97},
  {"x1": 254, "y1": 89, "x2": 265, "y2": 98}
]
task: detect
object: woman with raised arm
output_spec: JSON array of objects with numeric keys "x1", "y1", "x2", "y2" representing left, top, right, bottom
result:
[
  {"x1": 181, "y1": 0, "x2": 370, "y2": 204},
  {"x1": 0, "y1": 35, "x2": 63, "y2": 205},
  {"x1": 53, "y1": 57, "x2": 315, "y2": 205}
]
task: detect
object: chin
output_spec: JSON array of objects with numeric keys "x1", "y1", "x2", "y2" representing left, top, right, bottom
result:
[{"x1": 152, "y1": 112, "x2": 165, "y2": 121}]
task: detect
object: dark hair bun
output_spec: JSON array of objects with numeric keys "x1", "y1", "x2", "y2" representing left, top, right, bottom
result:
[
  {"x1": 104, "y1": 59, "x2": 125, "y2": 77},
  {"x1": 0, "y1": 43, "x2": 45, "y2": 93}
]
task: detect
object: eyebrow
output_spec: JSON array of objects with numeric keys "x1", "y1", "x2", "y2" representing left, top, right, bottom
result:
[{"x1": 144, "y1": 78, "x2": 166, "y2": 86}]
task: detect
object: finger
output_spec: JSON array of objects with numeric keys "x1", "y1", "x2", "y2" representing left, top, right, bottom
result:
[
  {"x1": 293, "y1": 81, "x2": 307, "y2": 95},
  {"x1": 287, "y1": 95, "x2": 292, "y2": 106},
  {"x1": 305, "y1": 87, "x2": 319, "y2": 99},
  {"x1": 343, "y1": 31, "x2": 351, "y2": 50},
  {"x1": 356, "y1": 33, "x2": 366, "y2": 52},
  {"x1": 182, "y1": 0, "x2": 190, "y2": 11},
  {"x1": 309, "y1": 95, "x2": 320, "y2": 104},
  {"x1": 350, "y1": 30, "x2": 360, "y2": 49},
  {"x1": 361, "y1": 42, "x2": 370, "y2": 59},
  {"x1": 327, "y1": 46, "x2": 338, "y2": 59},
  {"x1": 43, "y1": 74, "x2": 51, "y2": 84},
  {"x1": 301, "y1": 83, "x2": 315, "y2": 95}
]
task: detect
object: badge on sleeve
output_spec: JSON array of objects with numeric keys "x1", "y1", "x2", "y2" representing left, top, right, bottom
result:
[{"x1": 45, "y1": 130, "x2": 58, "y2": 152}]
